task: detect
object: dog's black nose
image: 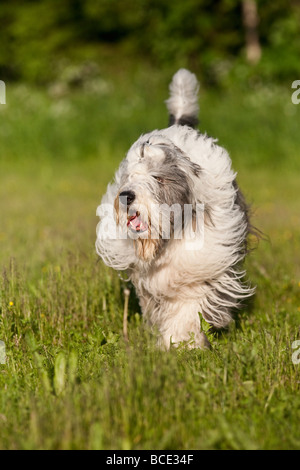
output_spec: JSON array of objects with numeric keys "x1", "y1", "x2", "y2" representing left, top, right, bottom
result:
[{"x1": 119, "y1": 190, "x2": 136, "y2": 206}]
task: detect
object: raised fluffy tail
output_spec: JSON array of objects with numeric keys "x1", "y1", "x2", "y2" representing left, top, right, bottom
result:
[{"x1": 166, "y1": 68, "x2": 199, "y2": 128}]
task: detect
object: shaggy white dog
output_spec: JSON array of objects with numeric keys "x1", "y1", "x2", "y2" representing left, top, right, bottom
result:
[{"x1": 96, "y1": 69, "x2": 255, "y2": 349}]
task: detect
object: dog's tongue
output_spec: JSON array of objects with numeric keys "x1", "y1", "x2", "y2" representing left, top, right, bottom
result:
[
  {"x1": 128, "y1": 214, "x2": 148, "y2": 232},
  {"x1": 130, "y1": 215, "x2": 141, "y2": 230}
]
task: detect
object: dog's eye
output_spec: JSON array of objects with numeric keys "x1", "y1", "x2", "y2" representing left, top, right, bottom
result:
[{"x1": 153, "y1": 176, "x2": 164, "y2": 184}]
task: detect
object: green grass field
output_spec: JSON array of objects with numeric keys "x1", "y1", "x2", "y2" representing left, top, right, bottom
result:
[{"x1": 0, "y1": 72, "x2": 300, "y2": 449}]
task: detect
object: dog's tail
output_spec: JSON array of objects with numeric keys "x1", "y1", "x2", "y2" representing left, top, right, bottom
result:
[{"x1": 166, "y1": 68, "x2": 199, "y2": 128}]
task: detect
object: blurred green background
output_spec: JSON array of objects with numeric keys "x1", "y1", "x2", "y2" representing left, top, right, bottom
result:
[
  {"x1": 1, "y1": 0, "x2": 300, "y2": 85},
  {"x1": 0, "y1": 0, "x2": 299, "y2": 272},
  {"x1": 0, "y1": 0, "x2": 300, "y2": 450}
]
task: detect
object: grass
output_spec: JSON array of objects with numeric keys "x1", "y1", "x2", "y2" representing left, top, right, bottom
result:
[{"x1": 0, "y1": 71, "x2": 300, "y2": 449}]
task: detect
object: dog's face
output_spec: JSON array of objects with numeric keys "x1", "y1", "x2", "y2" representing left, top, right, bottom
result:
[{"x1": 113, "y1": 132, "x2": 202, "y2": 262}]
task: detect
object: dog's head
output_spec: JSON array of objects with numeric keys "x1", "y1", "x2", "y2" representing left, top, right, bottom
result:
[{"x1": 113, "y1": 131, "x2": 202, "y2": 262}]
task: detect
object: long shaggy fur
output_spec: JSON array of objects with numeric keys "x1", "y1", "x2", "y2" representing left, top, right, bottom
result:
[{"x1": 96, "y1": 69, "x2": 255, "y2": 349}]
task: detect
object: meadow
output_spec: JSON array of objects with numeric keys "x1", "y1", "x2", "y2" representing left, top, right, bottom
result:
[{"x1": 0, "y1": 70, "x2": 300, "y2": 449}]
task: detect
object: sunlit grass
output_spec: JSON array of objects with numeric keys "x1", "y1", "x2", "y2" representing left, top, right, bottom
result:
[{"x1": 0, "y1": 76, "x2": 300, "y2": 449}]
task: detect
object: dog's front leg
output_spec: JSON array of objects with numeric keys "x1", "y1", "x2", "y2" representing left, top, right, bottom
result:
[{"x1": 156, "y1": 301, "x2": 211, "y2": 350}]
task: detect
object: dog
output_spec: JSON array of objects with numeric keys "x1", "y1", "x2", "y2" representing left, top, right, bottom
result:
[{"x1": 96, "y1": 69, "x2": 255, "y2": 349}]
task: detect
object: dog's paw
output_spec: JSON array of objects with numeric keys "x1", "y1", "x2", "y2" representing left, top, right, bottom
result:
[{"x1": 159, "y1": 331, "x2": 211, "y2": 351}]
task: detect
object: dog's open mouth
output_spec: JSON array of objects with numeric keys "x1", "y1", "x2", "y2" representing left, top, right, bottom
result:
[{"x1": 127, "y1": 211, "x2": 148, "y2": 233}]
